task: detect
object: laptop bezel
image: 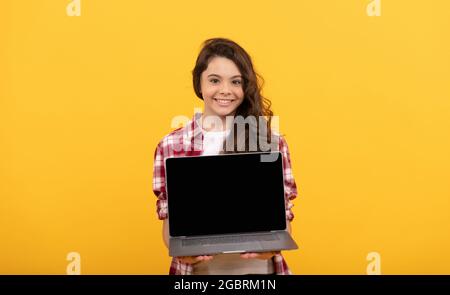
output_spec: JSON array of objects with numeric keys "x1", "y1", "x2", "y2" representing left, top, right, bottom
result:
[{"x1": 163, "y1": 151, "x2": 289, "y2": 239}]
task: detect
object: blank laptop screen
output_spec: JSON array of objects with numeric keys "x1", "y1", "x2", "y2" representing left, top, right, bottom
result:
[{"x1": 165, "y1": 152, "x2": 286, "y2": 237}]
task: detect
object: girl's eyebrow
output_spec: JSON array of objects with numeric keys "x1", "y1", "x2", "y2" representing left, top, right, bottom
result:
[{"x1": 207, "y1": 74, "x2": 242, "y2": 79}]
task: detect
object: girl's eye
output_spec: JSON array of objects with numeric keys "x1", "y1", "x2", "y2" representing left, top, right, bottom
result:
[
  {"x1": 210, "y1": 79, "x2": 220, "y2": 84},
  {"x1": 233, "y1": 80, "x2": 242, "y2": 85}
]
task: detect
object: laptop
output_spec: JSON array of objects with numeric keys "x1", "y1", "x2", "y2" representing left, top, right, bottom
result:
[{"x1": 165, "y1": 151, "x2": 298, "y2": 257}]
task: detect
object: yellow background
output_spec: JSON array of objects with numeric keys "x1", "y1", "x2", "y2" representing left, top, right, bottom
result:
[{"x1": 1, "y1": 0, "x2": 449, "y2": 274}]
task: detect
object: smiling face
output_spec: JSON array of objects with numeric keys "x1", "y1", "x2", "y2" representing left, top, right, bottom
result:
[{"x1": 200, "y1": 56, "x2": 245, "y2": 123}]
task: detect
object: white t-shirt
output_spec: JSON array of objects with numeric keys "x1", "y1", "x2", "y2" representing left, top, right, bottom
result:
[
  {"x1": 193, "y1": 253, "x2": 274, "y2": 275},
  {"x1": 193, "y1": 127, "x2": 274, "y2": 275},
  {"x1": 201, "y1": 128, "x2": 230, "y2": 155}
]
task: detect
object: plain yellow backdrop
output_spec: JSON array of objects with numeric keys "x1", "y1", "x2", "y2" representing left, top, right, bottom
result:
[{"x1": 1, "y1": 0, "x2": 449, "y2": 274}]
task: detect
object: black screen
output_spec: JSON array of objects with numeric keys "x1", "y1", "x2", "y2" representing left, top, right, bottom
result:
[{"x1": 165, "y1": 152, "x2": 286, "y2": 237}]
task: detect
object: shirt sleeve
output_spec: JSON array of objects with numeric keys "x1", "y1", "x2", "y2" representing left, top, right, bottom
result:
[
  {"x1": 153, "y1": 141, "x2": 168, "y2": 220},
  {"x1": 279, "y1": 136, "x2": 298, "y2": 222}
]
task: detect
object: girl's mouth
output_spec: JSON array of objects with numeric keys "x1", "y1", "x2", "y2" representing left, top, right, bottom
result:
[{"x1": 214, "y1": 98, "x2": 235, "y2": 106}]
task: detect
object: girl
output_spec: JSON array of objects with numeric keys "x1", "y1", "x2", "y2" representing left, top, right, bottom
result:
[{"x1": 152, "y1": 38, "x2": 298, "y2": 275}]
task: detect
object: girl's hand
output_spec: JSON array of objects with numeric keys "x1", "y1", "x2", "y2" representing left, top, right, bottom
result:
[
  {"x1": 240, "y1": 251, "x2": 280, "y2": 260},
  {"x1": 176, "y1": 255, "x2": 214, "y2": 265}
]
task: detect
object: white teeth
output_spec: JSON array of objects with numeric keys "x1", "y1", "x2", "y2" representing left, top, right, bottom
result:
[{"x1": 215, "y1": 99, "x2": 233, "y2": 104}]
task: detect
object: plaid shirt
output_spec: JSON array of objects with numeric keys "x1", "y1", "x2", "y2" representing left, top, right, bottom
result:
[{"x1": 152, "y1": 113, "x2": 298, "y2": 275}]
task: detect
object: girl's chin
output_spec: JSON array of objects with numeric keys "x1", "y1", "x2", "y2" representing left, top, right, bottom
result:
[{"x1": 211, "y1": 108, "x2": 236, "y2": 117}]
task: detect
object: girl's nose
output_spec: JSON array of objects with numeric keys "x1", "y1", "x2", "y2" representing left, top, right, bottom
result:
[{"x1": 220, "y1": 82, "x2": 231, "y2": 94}]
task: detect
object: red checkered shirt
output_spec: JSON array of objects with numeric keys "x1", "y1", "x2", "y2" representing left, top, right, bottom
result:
[{"x1": 152, "y1": 113, "x2": 298, "y2": 275}]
